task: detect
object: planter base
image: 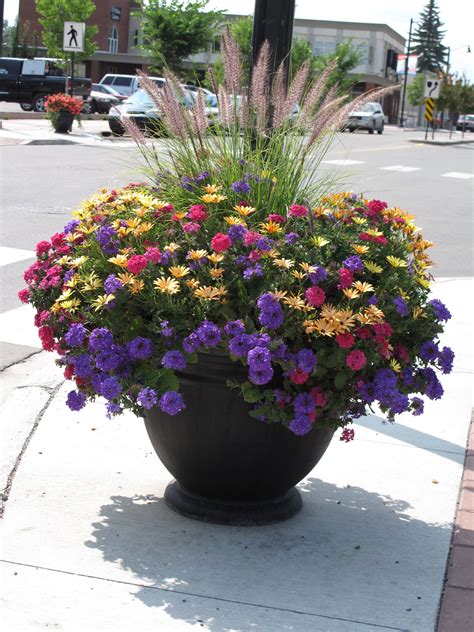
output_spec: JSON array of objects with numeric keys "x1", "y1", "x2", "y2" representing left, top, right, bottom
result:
[{"x1": 164, "y1": 480, "x2": 302, "y2": 526}]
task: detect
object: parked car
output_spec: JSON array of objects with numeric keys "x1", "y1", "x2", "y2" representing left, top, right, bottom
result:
[
  {"x1": 82, "y1": 83, "x2": 125, "y2": 114},
  {"x1": 99, "y1": 74, "x2": 166, "y2": 97},
  {"x1": 107, "y1": 87, "x2": 195, "y2": 136},
  {"x1": 456, "y1": 114, "x2": 474, "y2": 132},
  {"x1": 344, "y1": 102, "x2": 385, "y2": 134},
  {"x1": 0, "y1": 57, "x2": 91, "y2": 112}
]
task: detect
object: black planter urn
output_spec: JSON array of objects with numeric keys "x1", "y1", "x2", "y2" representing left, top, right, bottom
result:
[
  {"x1": 144, "y1": 353, "x2": 334, "y2": 525},
  {"x1": 52, "y1": 110, "x2": 74, "y2": 134}
]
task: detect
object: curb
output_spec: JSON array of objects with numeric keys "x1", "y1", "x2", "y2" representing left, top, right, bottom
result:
[{"x1": 408, "y1": 139, "x2": 474, "y2": 146}]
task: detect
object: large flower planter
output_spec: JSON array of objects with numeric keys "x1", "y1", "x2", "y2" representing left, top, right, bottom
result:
[
  {"x1": 144, "y1": 353, "x2": 334, "y2": 525},
  {"x1": 52, "y1": 110, "x2": 74, "y2": 134}
]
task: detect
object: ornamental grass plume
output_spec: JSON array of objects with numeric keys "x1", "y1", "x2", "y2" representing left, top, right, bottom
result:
[{"x1": 19, "y1": 33, "x2": 454, "y2": 441}]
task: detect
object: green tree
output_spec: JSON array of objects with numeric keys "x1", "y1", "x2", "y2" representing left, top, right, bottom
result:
[
  {"x1": 407, "y1": 74, "x2": 425, "y2": 106},
  {"x1": 136, "y1": 0, "x2": 225, "y2": 75},
  {"x1": 439, "y1": 75, "x2": 474, "y2": 119},
  {"x1": 36, "y1": 0, "x2": 98, "y2": 61},
  {"x1": 3, "y1": 18, "x2": 20, "y2": 57},
  {"x1": 314, "y1": 40, "x2": 363, "y2": 94},
  {"x1": 412, "y1": 0, "x2": 447, "y2": 73}
]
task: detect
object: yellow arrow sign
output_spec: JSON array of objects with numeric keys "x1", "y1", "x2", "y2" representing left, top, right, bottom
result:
[{"x1": 425, "y1": 97, "x2": 435, "y2": 122}]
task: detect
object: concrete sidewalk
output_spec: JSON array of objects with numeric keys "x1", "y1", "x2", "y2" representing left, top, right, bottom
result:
[{"x1": 0, "y1": 277, "x2": 473, "y2": 631}]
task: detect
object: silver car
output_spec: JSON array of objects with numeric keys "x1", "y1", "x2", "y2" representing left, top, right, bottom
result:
[{"x1": 345, "y1": 102, "x2": 385, "y2": 134}]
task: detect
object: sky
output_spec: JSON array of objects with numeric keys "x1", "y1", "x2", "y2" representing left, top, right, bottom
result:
[{"x1": 4, "y1": 0, "x2": 473, "y2": 80}]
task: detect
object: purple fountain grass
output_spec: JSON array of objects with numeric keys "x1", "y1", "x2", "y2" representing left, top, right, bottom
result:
[
  {"x1": 221, "y1": 27, "x2": 242, "y2": 97},
  {"x1": 119, "y1": 115, "x2": 147, "y2": 145},
  {"x1": 250, "y1": 41, "x2": 271, "y2": 132},
  {"x1": 278, "y1": 59, "x2": 311, "y2": 127},
  {"x1": 191, "y1": 89, "x2": 209, "y2": 138}
]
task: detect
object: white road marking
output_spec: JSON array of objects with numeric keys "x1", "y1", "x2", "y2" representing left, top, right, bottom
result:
[
  {"x1": 441, "y1": 172, "x2": 474, "y2": 179},
  {"x1": 0, "y1": 246, "x2": 35, "y2": 267},
  {"x1": 380, "y1": 165, "x2": 421, "y2": 172},
  {"x1": 321, "y1": 159, "x2": 365, "y2": 166},
  {"x1": 0, "y1": 305, "x2": 42, "y2": 349}
]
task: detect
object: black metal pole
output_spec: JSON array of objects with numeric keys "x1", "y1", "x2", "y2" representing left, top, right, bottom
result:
[
  {"x1": 399, "y1": 18, "x2": 413, "y2": 127},
  {"x1": 251, "y1": 0, "x2": 296, "y2": 88}
]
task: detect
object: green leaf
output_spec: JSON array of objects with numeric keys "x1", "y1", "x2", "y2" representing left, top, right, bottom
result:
[
  {"x1": 334, "y1": 371, "x2": 348, "y2": 390},
  {"x1": 242, "y1": 381, "x2": 263, "y2": 403},
  {"x1": 159, "y1": 369, "x2": 180, "y2": 393}
]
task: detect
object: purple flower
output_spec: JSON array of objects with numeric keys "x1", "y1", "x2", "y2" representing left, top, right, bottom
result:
[
  {"x1": 96, "y1": 224, "x2": 119, "y2": 256},
  {"x1": 64, "y1": 219, "x2": 80, "y2": 234},
  {"x1": 104, "y1": 274, "x2": 124, "y2": 295},
  {"x1": 73, "y1": 353, "x2": 94, "y2": 378},
  {"x1": 65, "y1": 323, "x2": 87, "y2": 347},
  {"x1": 388, "y1": 393, "x2": 410, "y2": 415},
  {"x1": 419, "y1": 340, "x2": 439, "y2": 362},
  {"x1": 95, "y1": 346, "x2": 122, "y2": 372},
  {"x1": 254, "y1": 333, "x2": 271, "y2": 347},
  {"x1": 127, "y1": 337, "x2": 153, "y2": 360},
  {"x1": 101, "y1": 376, "x2": 122, "y2": 401},
  {"x1": 229, "y1": 333, "x2": 253, "y2": 357},
  {"x1": 160, "y1": 251, "x2": 172, "y2": 265},
  {"x1": 106, "y1": 402, "x2": 122, "y2": 418},
  {"x1": 249, "y1": 365, "x2": 274, "y2": 385},
  {"x1": 231, "y1": 180, "x2": 251, "y2": 194},
  {"x1": 247, "y1": 346, "x2": 272, "y2": 370},
  {"x1": 293, "y1": 393, "x2": 314, "y2": 415},
  {"x1": 289, "y1": 414, "x2": 312, "y2": 436},
  {"x1": 138, "y1": 387, "x2": 158, "y2": 410},
  {"x1": 411, "y1": 397, "x2": 424, "y2": 416},
  {"x1": 438, "y1": 346, "x2": 454, "y2": 374},
  {"x1": 343, "y1": 255, "x2": 364, "y2": 272},
  {"x1": 66, "y1": 390, "x2": 86, "y2": 411},
  {"x1": 162, "y1": 350, "x2": 186, "y2": 371},
  {"x1": 258, "y1": 300, "x2": 283, "y2": 329},
  {"x1": 181, "y1": 176, "x2": 194, "y2": 190},
  {"x1": 401, "y1": 366, "x2": 414, "y2": 386},
  {"x1": 308, "y1": 267, "x2": 327, "y2": 284},
  {"x1": 228, "y1": 224, "x2": 247, "y2": 243},
  {"x1": 89, "y1": 328, "x2": 114, "y2": 353},
  {"x1": 161, "y1": 321, "x2": 174, "y2": 338},
  {"x1": 183, "y1": 332, "x2": 200, "y2": 353},
  {"x1": 63, "y1": 269, "x2": 75, "y2": 283},
  {"x1": 393, "y1": 295, "x2": 408, "y2": 316},
  {"x1": 358, "y1": 382, "x2": 376, "y2": 404},
  {"x1": 243, "y1": 264, "x2": 263, "y2": 279},
  {"x1": 420, "y1": 367, "x2": 444, "y2": 400},
  {"x1": 255, "y1": 237, "x2": 272, "y2": 251},
  {"x1": 159, "y1": 390, "x2": 186, "y2": 415},
  {"x1": 284, "y1": 232, "x2": 299, "y2": 244},
  {"x1": 224, "y1": 320, "x2": 246, "y2": 336},
  {"x1": 196, "y1": 171, "x2": 210, "y2": 182},
  {"x1": 271, "y1": 342, "x2": 288, "y2": 361},
  {"x1": 196, "y1": 320, "x2": 221, "y2": 348},
  {"x1": 428, "y1": 299, "x2": 452, "y2": 322},
  {"x1": 296, "y1": 348, "x2": 317, "y2": 373},
  {"x1": 368, "y1": 294, "x2": 378, "y2": 305}
]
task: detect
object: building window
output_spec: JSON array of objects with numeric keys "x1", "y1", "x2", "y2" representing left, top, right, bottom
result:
[
  {"x1": 108, "y1": 25, "x2": 119, "y2": 54},
  {"x1": 313, "y1": 40, "x2": 336, "y2": 57},
  {"x1": 133, "y1": 29, "x2": 139, "y2": 48}
]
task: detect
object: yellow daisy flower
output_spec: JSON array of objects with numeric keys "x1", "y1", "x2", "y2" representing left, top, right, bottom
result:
[
  {"x1": 92, "y1": 294, "x2": 115, "y2": 311},
  {"x1": 291, "y1": 270, "x2": 306, "y2": 281},
  {"x1": 194, "y1": 286, "x2": 223, "y2": 301},
  {"x1": 185, "y1": 278, "x2": 200, "y2": 289},
  {"x1": 129, "y1": 279, "x2": 145, "y2": 294},
  {"x1": 386, "y1": 255, "x2": 407, "y2": 268},
  {"x1": 282, "y1": 293, "x2": 306, "y2": 311},
  {"x1": 209, "y1": 268, "x2": 225, "y2": 279},
  {"x1": 169, "y1": 266, "x2": 191, "y2": 278},
  {"x1": 82, "y1": 273, "x2": 102, "y2": 292},
  {"x1": 366, "y1": 229, "x2": 384, "y2": 237},
  {"x1": 187, "y1": 249, "x2": 208, "y2": 260},
  {"x1": 364, "y1": 260, "x2": 383, "y2": 274},
  {"x1": 154, "y1": 276, "x2": 180, "y2": 294},
  {"x1": 352, "y1": 216, "x2": 367, "y2": 225},
  {"x1": 271, "y1": 290, "x2": 288, "y2": 301},
  {"x1": 413, "y1": 307, "x2": 427, "y2": 319},
  {"x1": 117, "y1": 272, "x2": 134, "y2": 285},
  {"x1": 154, "y1": 200, "x2": 173, "y2": 210},
  {"x1": 108, "y1": 254, "x2": 129, "y2": 268},
  {"x1": 174, "y1": 211, "x2": 188, "y2": 220},
  {"x1": 299, "y1": 262, "x2": 317, "y2": 274},
  {"x1": 352, "y1": 244, "x2": 370, "y2": 254},
  {"x1": 389, "y1": 359, "x2": 402, "y2": 373},
  {"x1": 224, "y1": 216, "x2": 246, "y2": 226},
  {"x1": 204, "y1": 183, "x2": 222, "y2": 194},
  {"x1": 70, "y1": 256, "x2": 89, "y2": 268},
  {"x1": 165, "y1": 242, "x2": 180, "y2": 253},
  {"x1": 273, "y1": 258, "x2": 294, "y2": 269},
  {"x1": 234, "y1": 204, "x2": 256, "y2": 216},
  {"x1": 260, "y1": 221, "x2": 283, "y2": 234},
  {"x1": 311, "y1": 236, "x2": 330, "y2": 247},
  {"x1": 201, "y1": 193, "x2": 227, "y2": 204},
  {"x1": 60, "y1": 298, "x2": 81, "y2": 313},
  {"x1": 207, "y1": 252, "x2": 225, "y2": 264},
  {"x1": 342, "y1": 288, "x2": 360, "y2": 300},
  {"x1": 125, "y1": 217, "x2": 141, "y2": 229},
  {"x1": 352, "y1": 281, "x2": 374, "y2": 294}
]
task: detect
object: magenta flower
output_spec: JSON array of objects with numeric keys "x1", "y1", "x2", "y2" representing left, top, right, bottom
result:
[{"x1": 346, "y1": 350, "x2": 366, "y2": 371}]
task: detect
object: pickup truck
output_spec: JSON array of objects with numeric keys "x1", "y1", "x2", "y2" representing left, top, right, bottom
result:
[{"x1": 0, "y1": 58, "x2": 91, "y2": 112}]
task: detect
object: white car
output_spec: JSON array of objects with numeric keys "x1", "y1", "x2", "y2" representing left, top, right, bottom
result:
[{"x1": 345, "y1": 102, "x2": 385, "y2": 134}]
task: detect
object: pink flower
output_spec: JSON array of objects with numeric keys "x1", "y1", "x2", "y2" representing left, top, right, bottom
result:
[
  {"x1": 305, "y1": 286, "x2": 326, "y2": 307},
  {"x1": 36, "y1": 240, "x2": 51, "y2": 256},
  {"x1": 64, "y1": 365, "x2": 75, "y2": 380},
  {"x1": 340, "y1": 428, "x2": 355, "y2": 442},
  {"x1": 38, "y1": 325, "x2": 55, "y2": 352},
  {"x1": 34, "y1": 310, "x2": 49, "y2": 327},
  {"x1": 289, "y1": 204, "x2": 307, "y2": 218},
  {"x1": 154, "y1": 203, "x2": 174, "y2": 217},
  {"x1": 188, "y1": 204, "x2": 207, "y2": 222},
  {"x1": 244, "y1": 231, "x2": 260, "y2": 246},
  {"x1": 18, "y1": 288, "x2": 30, "y2": 303},
  {"x1": 51, "y1": 232, "x2": 65, "y2": 247},
  {"x1": 394, "y1": 344, "x2": 410, "y2": 363},
  {"x1": 366, "y1": 199, "x2": 387, "y2": 216},
  {"x1": 346, "y1": 349, "x2": 366, "y2": 371},
  {"x1": 289, "y1": 369, "x2": 309, "y2": 384},
  {"x1": 248, "y1": 250, "x2": 262, "y2": 262},
  {"x1": 211, "y1": 232, "x2": 232, "y2": 252},
  {"x1": 127, "y1": 255, "x2": 148, "y2": 275},
  {"x1": 338, "y1": 268, "x2": 353, "y2": 289},
  {"x1": 182, "y1": 222, "x2": 200, "y2": 234},
  {"x1": 373, "y1": 322, "x2": 392, "y2": 338},
  {"x1": 310, "y1": 387, "x2": 327, "y2": 408},
  {"x1": 336, "y1": 332, "x2": 354, "y2": 349},
  {"x1": 356, "y1": 326, "x2": 372, "y2": 340},
  {"x1": 144, "y1": 247, "x2": 161, "y2": 263},
  {"x1": 268, "y1": 213, "x2": 285, "y2": 224}
]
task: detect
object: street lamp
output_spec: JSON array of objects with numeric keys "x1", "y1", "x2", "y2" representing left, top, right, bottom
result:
[
  {"x1": 445, "y1": 44, "x2": 471, "y2": 78},
  {"x1": 399, "y1": 18, "x2": 413, "y2": 127}
]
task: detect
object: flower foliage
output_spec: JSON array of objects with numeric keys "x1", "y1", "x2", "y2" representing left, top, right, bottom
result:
[
  {"x1": 45, "y1": 93, "x2": 84, "y2": 115},
  {"x1": 21, "y1": 182, "x2": 453, "y2": 436}
]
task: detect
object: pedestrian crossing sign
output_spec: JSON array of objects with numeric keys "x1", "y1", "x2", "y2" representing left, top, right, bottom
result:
[{"x1": 63, "y1": 22, "x2": 85, "y2": 53}]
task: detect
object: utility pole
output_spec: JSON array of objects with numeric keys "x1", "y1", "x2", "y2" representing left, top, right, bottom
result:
[
  {"x1": 399, "y1": 18, "x2": 413, "y2": 127},
  {"x1": 0, "y1": 0, "x2": 4, "y2": 56},
  {"x1": 251, "y1": 0, "x2": 296, "y2": 89}
]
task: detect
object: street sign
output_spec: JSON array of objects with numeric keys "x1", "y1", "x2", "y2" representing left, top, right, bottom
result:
[
  {"x1": 424, "y1": 79, "x2": 440, "y2": 99},
  {"x1": 425, "y1": 97, "x2": 435, "y2": 122},
  {"x1": 63, "y1": 22, "x2": 85, "y2": 53}
]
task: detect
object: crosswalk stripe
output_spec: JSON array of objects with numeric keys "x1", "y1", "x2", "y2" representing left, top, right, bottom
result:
[
  {"x1": 441, "y1": 172, "x2": 474, "y2": 179},
  {"x1": 0, "y1": 305, "x2": 42, "y2": 349},
  {"x1": 0, "y1": 246, "x2": 35, "y2": 267},
  {"x1": 380, "y1": 165, "x2": 421, "y2": 172},
  {"x1": 321, "y1": 159, "x2": 365, "y2": 166}
]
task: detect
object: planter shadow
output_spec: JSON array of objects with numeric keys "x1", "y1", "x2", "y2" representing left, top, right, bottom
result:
[{"x1": 86, "y1": 478, "x2": 451, "y2": 630}]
